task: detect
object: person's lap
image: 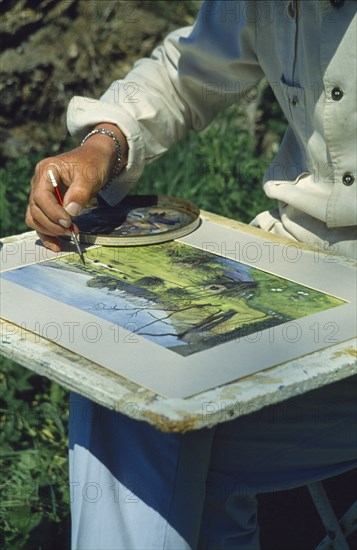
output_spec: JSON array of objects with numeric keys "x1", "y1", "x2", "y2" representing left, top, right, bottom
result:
[{"x1": 69, "y1": 376, "x2": 357, "y2": 549}]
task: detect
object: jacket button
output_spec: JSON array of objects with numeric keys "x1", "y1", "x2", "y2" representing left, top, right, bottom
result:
[
  {"x1": 331, "y1": 87, "x2": 344, "y2": 101},
  {"x1": 330, "y1": 0, "x2": 345, "y2": 7},
  {"x1": 342, "y1": 172, "x2": 355, "y2": 186},
  {"x1": 287, "y1": 2, "x2": 296, "y2": 19}
]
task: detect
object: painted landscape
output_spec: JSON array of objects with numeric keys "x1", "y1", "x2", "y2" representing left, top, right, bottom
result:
[{"x1": 2, "y1": 242, "x2": 345, "y2": 356}]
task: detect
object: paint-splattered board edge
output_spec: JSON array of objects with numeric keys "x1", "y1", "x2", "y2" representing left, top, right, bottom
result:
[{"x1": 1, "y1": 317, "x2": 355, "y2": 432}]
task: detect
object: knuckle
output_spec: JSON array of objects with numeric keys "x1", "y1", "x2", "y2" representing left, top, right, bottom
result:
[{"x1": 34, "y1": 157, "x2": 58, "y2": 181}]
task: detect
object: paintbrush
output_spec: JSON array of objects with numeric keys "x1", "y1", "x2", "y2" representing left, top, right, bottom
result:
[{"x1": 48, "y1": 169, "x2": 86, "y2": 265}]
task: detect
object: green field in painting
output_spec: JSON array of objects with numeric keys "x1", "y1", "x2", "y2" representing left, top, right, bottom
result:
[{"x1": 54, "y1": 242, "x2": 345, "y2": 355}]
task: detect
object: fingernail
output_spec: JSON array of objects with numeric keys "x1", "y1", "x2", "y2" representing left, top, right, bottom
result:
[
  {"x1": 59, "y1": 218, "x2": 70, "y2": 228},
  {"x1": 46, "y1": 242, "x2": 60, "y2": 252},
  {"x1": 65, "y1": 202, "x2": 82, "y2": 217}
]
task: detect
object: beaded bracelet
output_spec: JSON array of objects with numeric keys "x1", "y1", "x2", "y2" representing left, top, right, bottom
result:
[{"x1": 81, "y1": 128, "x2": 122, "y2": 191}]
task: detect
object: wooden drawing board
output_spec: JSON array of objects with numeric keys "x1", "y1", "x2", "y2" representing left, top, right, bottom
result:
[{"x1": 0, "y1": 213, "x2": 356, "y2": 399}]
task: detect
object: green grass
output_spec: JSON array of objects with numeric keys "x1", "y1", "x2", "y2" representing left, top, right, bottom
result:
[
  {"x1": 135, "y1": 102, "x2": 277, "y2": 222},
  {"x1": 0, "y1": 360, "x2": 70, "y2": 549}
]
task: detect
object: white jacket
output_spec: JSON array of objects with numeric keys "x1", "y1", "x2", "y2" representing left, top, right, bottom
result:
[{"x1": 67, "y1": 0, "x2": 357, "y2": 258}]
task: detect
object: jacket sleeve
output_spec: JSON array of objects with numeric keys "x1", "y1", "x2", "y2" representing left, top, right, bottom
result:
[{"x1": 66, "y1": 0, "x2": 264, "y2": 205}]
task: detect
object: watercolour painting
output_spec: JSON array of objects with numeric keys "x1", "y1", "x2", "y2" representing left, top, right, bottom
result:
[{"x1": 1, "y1": 241, "x2": 346, "y2": 357}]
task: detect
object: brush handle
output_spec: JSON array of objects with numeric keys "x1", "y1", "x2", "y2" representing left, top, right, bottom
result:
[{"x1": 48, "y1": 170, "x2": 75, "y2": 234}]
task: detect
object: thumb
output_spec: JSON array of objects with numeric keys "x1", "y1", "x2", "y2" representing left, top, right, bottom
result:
[{"x1": 62, "y1": 179, "x2": 93, "y2": 217}]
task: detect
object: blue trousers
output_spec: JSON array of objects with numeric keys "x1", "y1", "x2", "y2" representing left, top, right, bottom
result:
[{"x1": 69, "y1": 376, "x2": 357, "y2": 549}]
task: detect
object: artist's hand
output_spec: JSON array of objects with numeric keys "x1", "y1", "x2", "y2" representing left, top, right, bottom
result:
[{"x1": 26, "y1": 123, "x2": 128, "y2": 252}]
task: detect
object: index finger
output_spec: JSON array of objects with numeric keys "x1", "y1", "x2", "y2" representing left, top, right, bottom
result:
[{"x1": 31, "y1": 162, "x2": 73, "y2": 230}]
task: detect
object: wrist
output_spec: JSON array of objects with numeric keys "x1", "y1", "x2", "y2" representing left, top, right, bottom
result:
[
  {"x1": 93, "y1": 123, "x2": 128, "y2": 172},
  {"x1": 81, "y1": 123, "x2": 128, "y2": 191}
]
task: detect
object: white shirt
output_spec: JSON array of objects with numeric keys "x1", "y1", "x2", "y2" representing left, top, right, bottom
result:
[{"x1": 67, "y1": 0, "x2": 357, "y2": 258}]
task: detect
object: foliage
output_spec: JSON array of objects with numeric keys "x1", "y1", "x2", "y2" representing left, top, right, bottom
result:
[
  {"x1": 143, "y1": 0, "x2": 200, "y2": 24},
  {"x1": 0, "y1": 155, "x2": 37, "y2": 238},
  {"x1": 0, "y1": 358, "x2": 70, "y2": 549},
  {"x1": 136, "y1": 100, "x2": 279, "y2": 223}
]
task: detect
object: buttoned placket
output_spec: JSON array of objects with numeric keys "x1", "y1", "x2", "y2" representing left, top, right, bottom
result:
[
  {"x1": 331, "y1": 84, "x2": 355, "y2": 189},
  {"x1": 285, "y1": 1, "x2": 299, "y2": 87},
  {"x1": 322, "y1": 0, "x2": 356, "y2": 228},
  {"x1": 328, "y1": 2, "x2": 355, "y2": 192}
]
